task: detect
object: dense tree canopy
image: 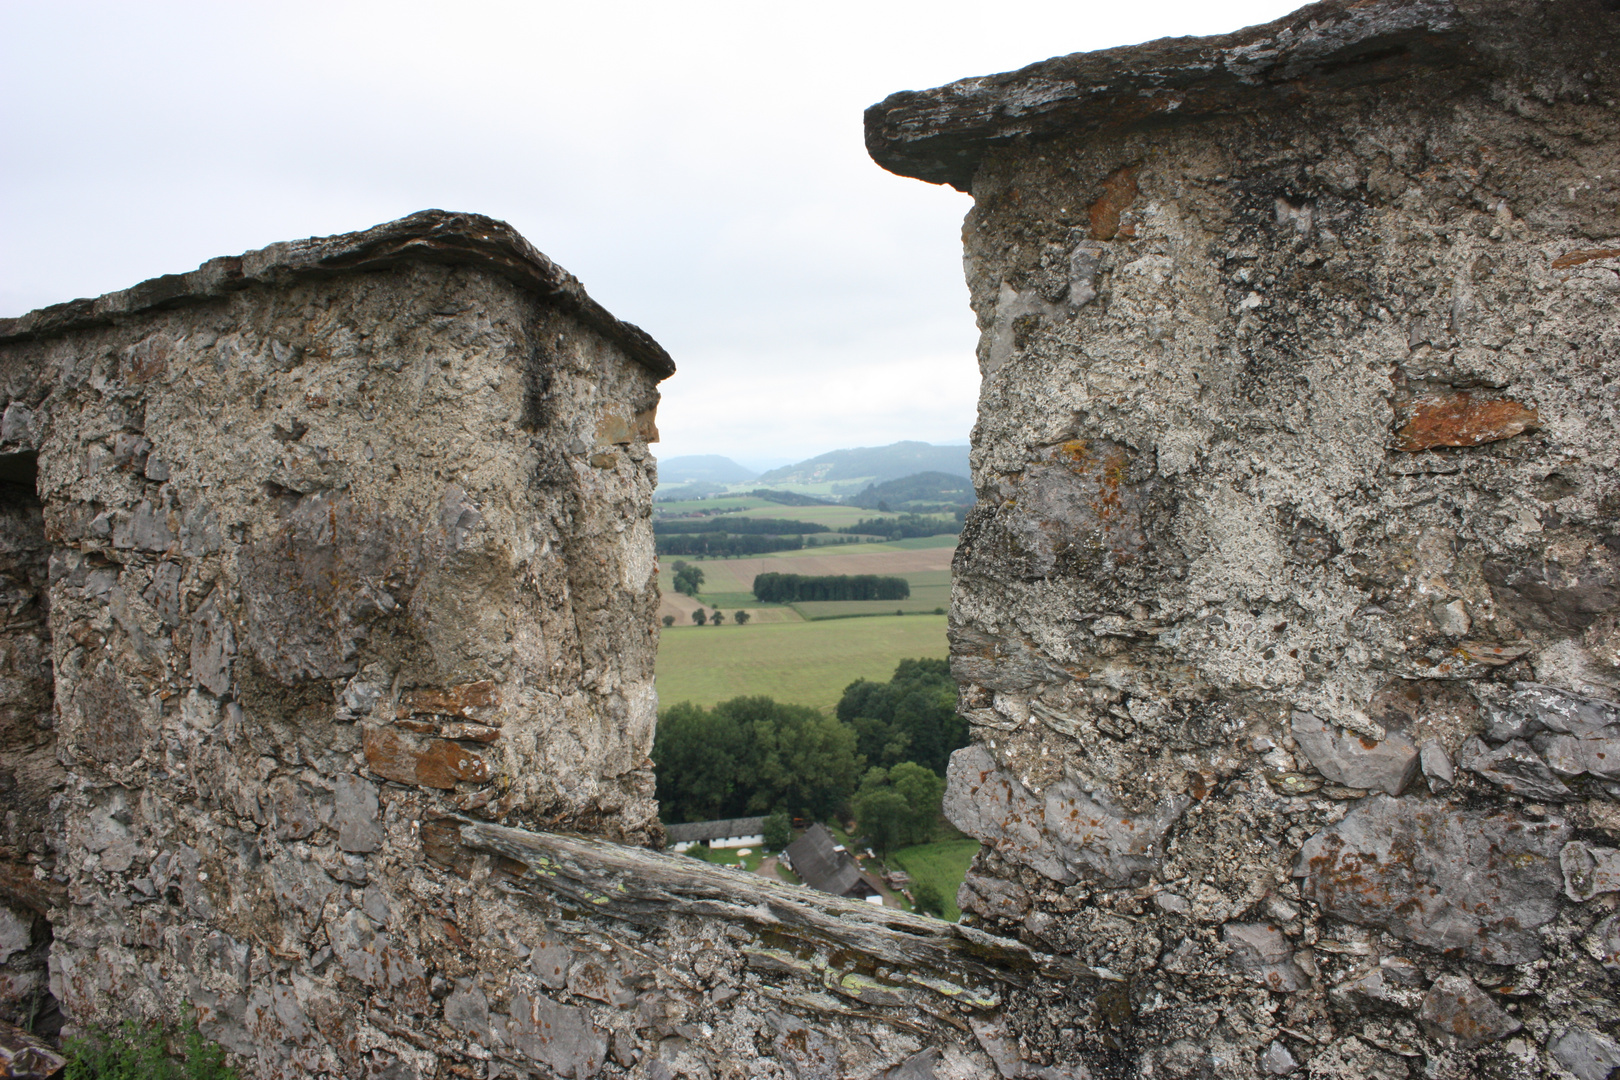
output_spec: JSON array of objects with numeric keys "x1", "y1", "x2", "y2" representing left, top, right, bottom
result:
[
  {"x1": 835, "y1": 658, "x2": 966, "y2": 776},
  {"x1": 752, "y1": 573, "x2": 910, "y2": 603},
  {"x1": 653, "y1": 696, "x2": 863, "y2": 823},
  {"x1": 854, "y1": 761, "x2": 946, "y2": 854},
  {"x1": 853, "y1": 788, "x2": 909, "y2": 855},
  {"x1": 654, "y1": 660, "x2": 963, "y2": 828},
  {"x1": 659, "y1": 534, "x2": 805, "y2": 557}
]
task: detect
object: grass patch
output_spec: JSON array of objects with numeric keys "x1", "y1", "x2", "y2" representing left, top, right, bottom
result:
[
  {"x1": 656, "y1": 615, "x2": 948, "y2": 712},
  {"x1": 693, "y1": 590, "x2": 783, "y2": 610},
  {"x1": 882, "y1": 534, "x2": 961, "y2": 550},
  {"x1": 652, "y1": 496, "x2": 774, "y2": 514},
  {"x1": 65, "y1": 1011, "x2": 240, "y2": 1079},
  {"x1": 890, "y1": 837, "x2": 980, "y2": 922},
  {"x1": 684, "y1": 845, "x2": 774, "y2": 872}
]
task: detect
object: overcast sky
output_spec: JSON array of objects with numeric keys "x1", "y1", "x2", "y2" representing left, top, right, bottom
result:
[{"x1": 2, "y1": 0, "x2": 1300, "y2": 471}]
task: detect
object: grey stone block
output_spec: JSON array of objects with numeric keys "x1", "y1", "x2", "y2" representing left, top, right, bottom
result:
[
  {"x1": 1550, "y1": 1028, "x2": 1620, "y2": 1080},
  {"x1": 1222, "y1": 923, "x2": 1306, "y2": 992},
  {"x1": 507, "y1": 990, "x2": 607, "y2": 1078},
  {"x1": 1260, "y1": 1041, "x2": 1299, "y2": 1075},
  {"x1": 1457, "y1": 737, "x2": 1574, "y2": 801},
  {"x1": 1292, "y1": 711, "x2": 1419, "y2": 795},
  {"x1": 1560, "y1": 841, "x2": 1620, "y2": 902},
  {"x1": 333, "y1": 774, "x2": 383, "y2": 854},
  {"x1": 1417, "y1": 975, "x2": 1521, "y2": 1046},
  {"x1": 945, "y1": 744, "x2": 1188, "y2": 886},
  {"x1": 1295, "y1": 795, "x2": 1568, "y2": 964}
]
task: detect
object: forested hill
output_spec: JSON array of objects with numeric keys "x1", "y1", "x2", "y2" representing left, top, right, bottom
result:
[
  {"x1": 849, "y1": 471, "x2": 975, "y2": 509},
  {"x1": 757, "y1": 442, "x2": 969, "y2": 486}
]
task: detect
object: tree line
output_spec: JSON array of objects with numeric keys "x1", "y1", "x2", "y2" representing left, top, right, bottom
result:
[
  {"x1": 658, "y1": 534, "x2": 805, "y2": 557},
  {"x1": 654, "y1": 517, "x2": 830, "y2": 535},
  {"x1": 837, "y1": 513, "x2": 962, "y2": 541},
  {"x1": 654, "y1": 659, "x2": 966, "y2": 826},
  {"x1": 751, "y1": 573, "x2": 910, "y2": 603}
]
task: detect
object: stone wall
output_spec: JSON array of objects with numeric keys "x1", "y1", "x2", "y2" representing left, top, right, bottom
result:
[
  {"x1": 0, "y1": 210, "x2": 1110, "y2": 1080},
  {"x1": 0, "y1": 211, "x2": 678, "y2": 1074},
  {"x1": 866, "y1": 1, "x2": 1620, "y2": 1077},
  {"x1": 5, "y1": 2, "x2": 1620, "y2": 1074}
]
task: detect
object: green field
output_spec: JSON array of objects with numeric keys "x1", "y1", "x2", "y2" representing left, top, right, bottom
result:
[
  {"x1": 685, "y1": 844, "x2": 772, "y2": 872},
  {"x1": 657, "y1": 615, "x2": 949, "y2": 712},
  {"x1": 653, "y1": 496, "x2": 775, "y2": 514},
  {"x1": 890, "y1": 838, "x2": 980, "y2": 922}
]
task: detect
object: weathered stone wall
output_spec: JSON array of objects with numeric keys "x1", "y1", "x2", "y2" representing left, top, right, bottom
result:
[
  {"x1": 0, "y1": 211, "x2": 680, "y2": 1074},
  {"x1": 0, "y1": 211, "x2": 1100, "y2": 1080},
  {"x1": 868, "y1": 1, "x2": 1620, "y2": 1077}
]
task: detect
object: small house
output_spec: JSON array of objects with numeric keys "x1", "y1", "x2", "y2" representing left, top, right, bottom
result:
[
  {"x1": 665, "y1": 816, "x2": 766, "y2": 854},
  {"x1": 783, "y1": 824, "x2": 881, "y2": 904}
]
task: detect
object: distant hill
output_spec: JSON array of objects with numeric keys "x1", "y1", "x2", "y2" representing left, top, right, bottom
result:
[
  {"x1": 757, "y1": 442, "x2": 970, "y2": 487},
  {"x1": 657, "y1": 455, "x2": 759, "y2": 485},
  {"x1": 849, "y1": 471, "x2": 976, "y2": 510}
]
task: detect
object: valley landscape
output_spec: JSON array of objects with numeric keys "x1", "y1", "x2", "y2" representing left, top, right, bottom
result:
[{"x1": 648, "y1": 442, "x2": 974, "y2": 921}]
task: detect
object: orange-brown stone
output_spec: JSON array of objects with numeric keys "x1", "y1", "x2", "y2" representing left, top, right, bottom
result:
[
  {"x1": 364, "y1": 725, "x2": 490, "y2": 789},
  {"x1": 397, "y1": 680, "x2": 498, "y2": 718},
  {"x1": 1088, "y1": 165, "x2": 1139, "y2": 241},
  {"x1": 1551, "y1": 247, "x2": 1620, "y2": 269},
  {"x1": 1395, "y1": 391, "x2": 1539, "y2": 451},
  {"x1": 413, "y1": 740, "x2": 491, "y2": 789}
]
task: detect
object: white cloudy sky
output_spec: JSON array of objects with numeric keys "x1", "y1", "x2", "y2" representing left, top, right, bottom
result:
[{"x1": 2, "y1": 0, "x2": 1299, "y2": 472}]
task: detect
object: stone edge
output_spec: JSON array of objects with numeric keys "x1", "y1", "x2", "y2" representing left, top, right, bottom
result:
[
  {"x1": 863, "y1": 0, "x2": 1485, "y2": 191},
  {"x1": 0, "y1": 208, "x2": 677, "y2": 380}
]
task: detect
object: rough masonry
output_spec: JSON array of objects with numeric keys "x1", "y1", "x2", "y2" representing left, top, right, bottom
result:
[
  {"x1": 0, "y1": 210, "x2": 680, "y2": 1075},
  {"x1": 866, "y1": 0, "x2": 1620, "y2": 1076},
  {"x1": 4, "y1": 0, "x2": 1620, "y2": 1077},
  {"x1": 0, "y1": 213, "x2": 1125, "y2": 1080}
]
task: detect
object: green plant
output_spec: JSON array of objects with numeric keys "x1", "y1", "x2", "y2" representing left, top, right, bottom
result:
[
  {"x1": 65, "y1": 1008, "x2": 239, "y2": 1080},
  {"x1": 762, "y1": 810, "x2": 792, "y2": 849},
  {"x1": 913, "y1": 881, "x2": 946, "y2": 918}
]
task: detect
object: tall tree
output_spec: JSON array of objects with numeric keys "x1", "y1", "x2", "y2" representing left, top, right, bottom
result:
[
  {"x1": 835, "y1": 659, "x2": 965, "y2": 775},
  {"x1": 889, "y1": 761, "x2": 946, "y2": 845},
  {"x1": 854, "y1": 789, "x2": 909, "y2": 856},
  {"x1": 652, "y1": 702, "x2": 746, "y2": 822}
]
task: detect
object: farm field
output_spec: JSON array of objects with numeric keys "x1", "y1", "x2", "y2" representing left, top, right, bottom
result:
[
  {"x1": 670, "y1": 543, "x2": 956, "y2": 594},
  {"x1": 656, "y1": 541, "x2": 956, "y2": 624},
  {"x1": 890, "y1": 838, "x2": 980, "y2": 922},
  {"x1": 656, "y1": 614, "x2": 948, "y2": 712}
]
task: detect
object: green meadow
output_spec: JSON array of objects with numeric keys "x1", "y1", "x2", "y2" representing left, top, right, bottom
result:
[
  {"x1": 890, "y1": 838, "x2": 980, "y2": 922},
  {"x1": 656, "y1": 614, "x2": 949, "y2": 713}
]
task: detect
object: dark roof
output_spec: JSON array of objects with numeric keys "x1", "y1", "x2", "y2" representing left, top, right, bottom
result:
[
  {"x1": 864, "y1": 0, "x2": 1541, "y2": 191},
  {"x1": 784, "y1": 823, "x2": 870, "y2": 898},
  {"x1": 664, "y1": 817, "x2": 766, "y2": 844},
  {"x1": 0, "y1": 209, "x2": 676, "y2": 379}
]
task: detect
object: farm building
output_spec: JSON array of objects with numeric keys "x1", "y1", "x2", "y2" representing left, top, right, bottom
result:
[
  {"x1": 664, "y1": 816, "x2": 766, "y2": 853},
  {"x1": 783, "y1": 824, "x2": 881, "y2": 904}
]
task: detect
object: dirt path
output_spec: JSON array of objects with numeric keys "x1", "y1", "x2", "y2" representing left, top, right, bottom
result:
[{"x1": 755, "y1": 855, "x2": 787, "y2": 882}]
